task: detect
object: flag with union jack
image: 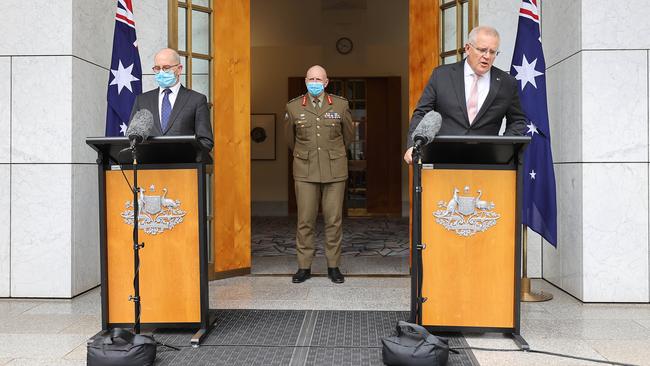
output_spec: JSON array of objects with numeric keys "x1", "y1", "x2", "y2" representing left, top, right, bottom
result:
[
  {"x1": 510, "y1": 0, "x2": 558, "y2": 246},
  {"x1": 105, "y1": 0, "x2": 142, "y2": 136}
]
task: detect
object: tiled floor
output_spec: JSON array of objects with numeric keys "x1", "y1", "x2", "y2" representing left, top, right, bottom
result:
[{"x1": 0, "y1": 278, "x2": 649, "y2": 365}]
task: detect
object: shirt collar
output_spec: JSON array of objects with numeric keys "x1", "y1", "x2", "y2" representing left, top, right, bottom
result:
[
  {"x1": 160, "y1": 82, "x2": 182, "y2": 95},
  {"x1": 463, "y1": 60, "x2": 490, "y2": 79}
]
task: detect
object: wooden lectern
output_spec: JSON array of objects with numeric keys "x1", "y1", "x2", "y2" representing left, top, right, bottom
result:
[
  {"x1": 86, "y1": 136, "x2": 214, "y2": 346},
  {"x1": 411, "y1": 135, "x2": 530, "y2": 348}
]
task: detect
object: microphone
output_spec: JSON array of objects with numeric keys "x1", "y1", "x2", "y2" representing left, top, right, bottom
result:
[
  {"x1": 411, "y1": 110, "x2": 442, "y2": 148},
  {"x1": 126, "y1": 109, "x2": 154, "y2": 149}
]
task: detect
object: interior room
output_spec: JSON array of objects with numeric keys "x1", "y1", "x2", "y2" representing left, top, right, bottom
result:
[{"x1": 249, "y1": 0, "x2": 410, "y2": 276}]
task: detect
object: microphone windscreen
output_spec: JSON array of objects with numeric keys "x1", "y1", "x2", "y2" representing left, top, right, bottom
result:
[
  {"x1": 127, "y1": 109, "x2": 154, "y2": 142},
  {"x1": 412, "y1": 110, "x2": 442, "y2": 145}
]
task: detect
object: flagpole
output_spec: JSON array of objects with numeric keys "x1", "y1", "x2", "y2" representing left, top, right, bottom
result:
[{"x1": 521, "y1": 224, "x2": 553, "y2": 302}]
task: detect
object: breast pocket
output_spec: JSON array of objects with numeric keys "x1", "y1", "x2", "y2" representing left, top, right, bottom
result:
[
  {"x1": 295, "y1": 121, "x2": 314, "y2": 142},
  {"x1": 325, "y1": 120, "x2": 342, "y2": 140}
]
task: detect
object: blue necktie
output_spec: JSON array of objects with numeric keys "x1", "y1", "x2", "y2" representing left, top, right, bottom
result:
[{"x1": 161, "y1": 88, "x2": 172, "y2": 132}]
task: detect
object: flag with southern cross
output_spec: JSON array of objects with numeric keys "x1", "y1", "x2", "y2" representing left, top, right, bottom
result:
[
  {"x1": 510, "y1": 0, "x2": 558, "y2": 246},
  {"x1": 105, "y1": 0, "x2": 142, "y2": 136}
]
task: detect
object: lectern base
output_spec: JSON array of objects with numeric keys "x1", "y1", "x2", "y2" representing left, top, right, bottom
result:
[
  {"x1": 511, "y1": 333, "x2": 530, "y2": 350},
  {"x1": 190, "y1": 311, "x2": 217, "y2": 347}
]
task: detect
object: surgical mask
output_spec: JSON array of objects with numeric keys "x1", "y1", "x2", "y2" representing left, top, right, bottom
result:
[
  {"x1": 306, "y1": 82, "x2": 324, "y2": 97},
  {"x1": 155, "y1": 71, "x2": 177, "y2": 88}
]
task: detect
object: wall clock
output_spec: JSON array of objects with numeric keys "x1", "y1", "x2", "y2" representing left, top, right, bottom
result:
[{"x1": 336, "y1": 37, "x2": 353, "y2": 55}]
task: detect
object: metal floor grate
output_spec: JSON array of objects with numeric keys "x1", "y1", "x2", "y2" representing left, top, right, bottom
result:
[
  {"x1": 310, "y1": 310, "x2": 407, "y2": 347},
  {"x1": 157, "y1": 346, "x2": 295, "y2": 366},
  {"x1": 98, "y1": 310, "x2": 480, "y2": 366}
]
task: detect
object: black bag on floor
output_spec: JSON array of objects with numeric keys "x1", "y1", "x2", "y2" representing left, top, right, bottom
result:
[
  {"x1": 381, "y1": 321, "x2": 450, "y2": 366},
  {"x1": 87, "y1": 328, "x2": 157, "y2": 366}
]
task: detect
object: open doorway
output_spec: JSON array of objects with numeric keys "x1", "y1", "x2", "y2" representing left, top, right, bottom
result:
[{"x1": 250, "y1": 0, "x2": 410, "y2": 276}]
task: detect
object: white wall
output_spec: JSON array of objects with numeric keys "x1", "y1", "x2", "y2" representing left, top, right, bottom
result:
[
  {"x1": 250, "y1": 0, "x2": 409, "y2": 215},
  {"x1": 0, "y1": 57, "x2": 10, "y2": 296},
  {"x1": 542, "y1": 0, "x2": 650, "y2": 302},
  {"x1": 0, "y1": 1, "x2": 166, "y2": 298}
]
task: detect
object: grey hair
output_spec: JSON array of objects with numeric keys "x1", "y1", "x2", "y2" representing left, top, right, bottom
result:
[{"x1": 467, "y1": 26, "x2": 500, "y2": 45}]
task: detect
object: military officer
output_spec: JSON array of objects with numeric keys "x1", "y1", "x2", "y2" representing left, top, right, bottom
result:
[{"x1": 285, "y1": 65, "x2": 354, "y2": 284}]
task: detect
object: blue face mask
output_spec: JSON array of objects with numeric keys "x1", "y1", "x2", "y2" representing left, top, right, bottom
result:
[
  {"x1": 306, "y1": 82, "x2": 324, "y2": 97},
  {"x1": 155, "y1": 71, "x2": 177, "y2": 88}
]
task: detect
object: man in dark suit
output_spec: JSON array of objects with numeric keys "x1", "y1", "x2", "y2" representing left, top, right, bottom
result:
[
  {"x1": 404, "y1": 26, "x2": 526, "y2": 163},
  {"x1": 130, "y1": 48, "x2": 213, "y2": 151}
]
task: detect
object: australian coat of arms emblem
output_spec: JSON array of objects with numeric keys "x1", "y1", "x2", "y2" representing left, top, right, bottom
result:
[
  {"x1": 121, "y1": 185, "x2": 187, "y2": 235},
  {"x1": 433, "y1": 186, "x2": 500, "y2": 237}
]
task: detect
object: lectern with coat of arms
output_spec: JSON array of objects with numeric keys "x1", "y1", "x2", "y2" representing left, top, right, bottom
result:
[
  {"x1": 87, "y1": 136, "x2": 214, "y2": 346},
  {"x1": 410, "y1": 135, "x2": 530, "y2": 348}
]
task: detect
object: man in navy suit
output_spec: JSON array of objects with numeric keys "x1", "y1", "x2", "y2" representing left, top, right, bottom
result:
[
  {"x1": 130, "y1": 48, "x2": 213, "y2": 151},
  {"x1": 404, "y1": 26, "x2": 526, "y2": 163}
]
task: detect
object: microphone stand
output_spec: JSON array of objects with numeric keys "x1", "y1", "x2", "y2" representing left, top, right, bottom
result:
[
  {"x1": 410, "y1": 143, "x2": 424, "y2": 324},
  {"x1": 129, "y1": 143, "x2": 145, "y2": 334}
]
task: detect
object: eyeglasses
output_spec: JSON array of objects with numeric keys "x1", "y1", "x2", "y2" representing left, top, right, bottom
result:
[
  {"x1": 152, "y1": 64, "x2": 180, "y2": 73},
  {"x1": 468, "y1": 43, "x2": 500, "y2": 57}
]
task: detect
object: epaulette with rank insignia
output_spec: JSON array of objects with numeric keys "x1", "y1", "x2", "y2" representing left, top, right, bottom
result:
[
  {"x1": 288, "y1": 94, "x2": 305, "y2": 103},
  {"x1": 328, "y1": 93, "x2": 348, "y2": 101}
]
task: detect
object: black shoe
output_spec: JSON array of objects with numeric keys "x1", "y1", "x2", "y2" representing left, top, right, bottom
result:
[
  {"x1": 327, "y1": 267, "x2": 345, "y2": 284},
  {"x1": 292, "y1": 268, "x2": 311, "y2": 283}
]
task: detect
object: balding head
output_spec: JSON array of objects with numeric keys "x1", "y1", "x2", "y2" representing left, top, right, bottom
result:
[
  {"x1": 305, "y1": 65, "x2": 329, "y2": 97},
  {"x1": 153, "y1": 48, "x2": 183, "y2": 87},
  {"x1": 306, "y1": 65, "x2": 328, "y2": 80},
  {"x1": 155, "y1": 48, "x2": 181, "y2": 65}
]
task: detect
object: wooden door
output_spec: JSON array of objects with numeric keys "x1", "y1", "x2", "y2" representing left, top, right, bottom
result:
[
  {"x1": 366, "y1": 77, "x2": 402, "y2": 215},
  {"x1": 286, "y1": 78, "x2": 307, "y2": 214},
  {"x1": 211, "y1": 0, "x2": 251, "y2": 279}
]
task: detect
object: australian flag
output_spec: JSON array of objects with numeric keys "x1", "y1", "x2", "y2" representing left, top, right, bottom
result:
[
  {"x1": 510, "y1": 0, "x2": 557, "y2": 246},
  {"x1": 105, "y1": 0, "x2": 142, "y2": 136}
]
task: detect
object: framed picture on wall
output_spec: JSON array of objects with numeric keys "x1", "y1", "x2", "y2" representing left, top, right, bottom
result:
[{"x1": 250, "y1": 113, "x2": 276, "y2": 160}]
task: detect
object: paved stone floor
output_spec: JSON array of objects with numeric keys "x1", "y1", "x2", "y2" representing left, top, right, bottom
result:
[
  {"x1": 0, "y1": 279, "x2": 649, "y2": 365},
  {"x1": 251, "y1": 216, "x2": 410, "y2": 275},
  {"x1": 252, "y1": 216, "x2": 409, "y2": 258}
]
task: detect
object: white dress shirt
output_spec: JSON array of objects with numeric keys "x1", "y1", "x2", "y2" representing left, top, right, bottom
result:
[
  {"x1": 158, "y1": 82, "x2": 182, "y2": 119},
  {"x1": 464, "y1": 61, "x2": 491, "y2": 114}
]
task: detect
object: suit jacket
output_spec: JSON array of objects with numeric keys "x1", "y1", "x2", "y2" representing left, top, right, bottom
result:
[
  {"x1": 407, "y1": 60, "x2": 527, "y2": 147},
  {"x1": 284, "y1": 93, "x2": 354, "y2": 183},
  {"x1": 129, "y1": 85, "x2": 214, "y2": 151}
]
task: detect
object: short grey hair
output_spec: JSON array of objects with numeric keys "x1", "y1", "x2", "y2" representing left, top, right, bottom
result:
[{"x1": 467, "y1": 26, "x2": 500, "y2": 45}]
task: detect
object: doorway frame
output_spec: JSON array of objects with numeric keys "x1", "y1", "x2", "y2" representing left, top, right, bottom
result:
[{"x1": 209, "y1": 0, "x2": 440, "y2": 278}]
